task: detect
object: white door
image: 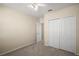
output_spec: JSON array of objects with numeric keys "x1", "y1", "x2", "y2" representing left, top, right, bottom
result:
[
  {"x1": 48, "y1": 19, "x2": 60, "y2": 48},
  {"x1": 48, "y1": 16, "x2": 76, "y2": 53},
  {"x1": 60, "y1": 16, "x2": 76, "y2": 53},
  {"x1": 36, "y1": 23, "x2": 42, "y2": 42}
]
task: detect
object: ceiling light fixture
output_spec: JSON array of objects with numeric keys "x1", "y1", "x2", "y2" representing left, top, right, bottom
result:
[
  {"x1": 31, "y1": 3, "x2": 38, "y2": 11},
  {"x1": 27, "y1": 3, "x2": 46, "y2": 11}
]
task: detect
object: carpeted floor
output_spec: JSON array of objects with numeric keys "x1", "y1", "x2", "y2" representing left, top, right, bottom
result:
[{"x1": 4, "y1": 41, "x2": 76, "y2": 56}]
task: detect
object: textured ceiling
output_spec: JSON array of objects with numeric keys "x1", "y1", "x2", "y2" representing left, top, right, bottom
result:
[{"x1": 2, "y1": 3, "x2": 78, "y2": 18}]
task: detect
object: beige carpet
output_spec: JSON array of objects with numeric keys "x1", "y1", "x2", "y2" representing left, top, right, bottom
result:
[{"x1": 4, "y1": 41, "x2": 76, "y2": 56}]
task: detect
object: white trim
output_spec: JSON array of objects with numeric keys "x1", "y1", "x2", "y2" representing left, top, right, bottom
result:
[{"x1": 0, "y1": 43, "x2": 34, "y2": 56}]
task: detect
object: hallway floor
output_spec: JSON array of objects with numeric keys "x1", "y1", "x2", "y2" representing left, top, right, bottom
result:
[{"x1": 4, "y1": 42, "x2": 76, "y2": 56}]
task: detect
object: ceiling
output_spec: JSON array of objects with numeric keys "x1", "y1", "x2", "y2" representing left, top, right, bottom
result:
[{"x1": 2, "y1": 3, "x2": 78, "y2": 18}]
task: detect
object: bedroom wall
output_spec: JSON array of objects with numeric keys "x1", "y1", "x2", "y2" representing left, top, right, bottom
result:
[{"x1": 0, "y1": 5, "x2": 37, "y2": 54}]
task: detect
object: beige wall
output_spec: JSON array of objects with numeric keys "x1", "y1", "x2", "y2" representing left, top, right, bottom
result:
[
  {"x1": 44, "y1": 4, "x2": 79, "y2": 55},
  {"x1": 0, "y1": 6, "x2": 37, "y2": 54}
]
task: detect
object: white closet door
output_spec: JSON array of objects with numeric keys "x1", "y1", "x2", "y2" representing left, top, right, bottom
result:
[
  {"x1": 60, "y1": 16, "x2": 76, "y2": 53},
  {"x1": 36, "y1": 23, "x2": 42, "y2": 42},
  {"x1": 48, "y1": 19, "x2": 60, "y2": 48}
]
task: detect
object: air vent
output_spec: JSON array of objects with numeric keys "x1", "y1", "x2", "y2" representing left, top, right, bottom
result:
[{"x1": 48, "y1": 9, "x2": 53, "y2": 12}]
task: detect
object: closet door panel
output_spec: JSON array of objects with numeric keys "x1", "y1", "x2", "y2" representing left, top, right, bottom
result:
[
  {"x1": 60, "y1": 16, "x2": 76, "y2": 53},
  {"x1": 48, "y1": 20, "x2": 60, "y2": 48}
]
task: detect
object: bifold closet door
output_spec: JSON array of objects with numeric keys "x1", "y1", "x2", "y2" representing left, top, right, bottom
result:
[
  {"x1": 48, "y1": 16, "x2": 76, "y2": 53},
  {"x1": 48, "y1": 19, "x2": 60, "y2": 48},
  {"x1": 60, "y1": 16, "x2": 76, "y2": 53}
]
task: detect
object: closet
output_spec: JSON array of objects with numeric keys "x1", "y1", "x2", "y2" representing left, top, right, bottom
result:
[{"x1": 48, "y1": 16, "x2": 76, "y2": 53}]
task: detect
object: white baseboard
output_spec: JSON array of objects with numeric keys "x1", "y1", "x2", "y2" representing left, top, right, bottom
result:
[{"x1": 0, "y1": 43, "x2": 34, "y2": 56}]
